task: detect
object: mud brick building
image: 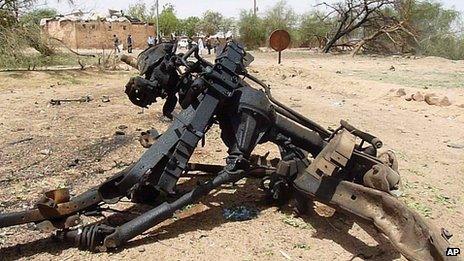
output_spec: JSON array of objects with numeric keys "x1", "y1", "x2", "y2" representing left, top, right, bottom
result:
[{"x1": 41, "y1": 11, "x2": 155, "y2": 50}]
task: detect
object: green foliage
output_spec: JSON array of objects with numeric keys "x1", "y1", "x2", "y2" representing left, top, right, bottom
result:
[
  {"x1": 0, "y1": 5, "x2": 59, "y2": 68},
  {"x1": 20, "y1": 7, "x2": 57, "y2": 25},
  {"x1": 198, "y1": 10, "x2": 223, "y2": 36},
  {"x1": 299, "y1": 11, "x2": 335, "y2": 48},
  {"x1": 409, "y1": 0, "x2": 464, "y2": 59},
  {"x1": 238, "y1": 10, "x2": 266, "y2": 49},
  {"x1": 263, "y1": 0, "x2": 297, "y2": 32},
  {"x1": 127, "y1": 1, "x2": 156, "y2": 23},
  {"x1": 180, "y1": 16, "x2": 200, "y2": 37},
  {"x1": 158, "y1": 3, "x2": 180, "y2": 37}
]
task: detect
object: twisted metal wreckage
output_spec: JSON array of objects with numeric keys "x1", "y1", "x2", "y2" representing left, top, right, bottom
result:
[{"x1": 0, "y1": 41, "x2": 460, "y2": 260}]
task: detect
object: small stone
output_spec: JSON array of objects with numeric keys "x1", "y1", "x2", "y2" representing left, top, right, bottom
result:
[
  {"x1": 389, "y1": 65, "x2": 396, "y2": 71},
  {"x1": 40, "y1": 149, "x2": 51, "y2": 155},
  {"x1": 115, "y1": 131, "x2": 125, "y2": 136},
  {"x1": 306, "y1": 85, "x2": 312, "y2": 90},
  {"x1": 139, "y1": 247, "x2": 146, "y2": 252},
  {"x1": 280, "y1": 74, "x2": 287, "y2": 80},
  {"x1": 440, "y1": 96, "x2": 452, "y2": 107},
  {"x1": 405, "y1": 97, "x2": 412, "y2": 101},
  {"x1": 336, "y1": 70, "x2": 342, "y2": 74},
  {"x1": 425, "y1": 94, "x2": 440, "y2": 106},
  {"x1": 215, "y1": 149, "x2": 222, "y2": 152},
  {"x1": 396, "y1": 88, "x2": 406, "y2": 97},
  {"x1": 118, "y1": 125, "x2": 128, "y2": 130},
  {"x1": 411, "y1": 92, "x2": 425, "y2": 102}
]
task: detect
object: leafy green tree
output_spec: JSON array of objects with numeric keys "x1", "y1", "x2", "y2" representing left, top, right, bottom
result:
[
  {"x1": 237, "y1": 10, "x2": 266, "y2": 49},
  {"x1": 198, "y1": 10, "x2": 223, "y2": 35},
  {"x1": 158, "y1": 4, "x2": 180, "y2": 37},
  {"x1": 20, "y1": 8, "x2": 57, "y2": 25},
  {"x1": 263, "y1": 0, "x2": 297, "y2": 33},
  {"x1": 220, "y1": 17, "x2": 235, "y2": 34},
  {"x1": 127, "y1": 1, "x2": 156, "y2": 23},
  {"x1": 180, "y1": 16, "x2": 200, "y2": 37},
  {"x1": 408, "y1": 0, "x2": 463, "y2": 59}
]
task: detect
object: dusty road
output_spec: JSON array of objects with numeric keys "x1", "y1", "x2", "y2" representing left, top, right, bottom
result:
[{"x1": 0, "y1": 51, "x2": 463, "y2": 260}]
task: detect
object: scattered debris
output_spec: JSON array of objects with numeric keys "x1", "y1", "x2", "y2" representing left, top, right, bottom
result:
[
  {"x1": 336, "y1": 70, "x2": 342, "y2": 74},
  {"x1": 223, "y1": 206, "x2": 258, "y2": 221},
  {"x1": 68, "y1": 159, "x2": 80, "y2": 167},
  {"x1": 332, "y1": 100, "x2": 345, "y2": 107},
  {"x1": 294, "y1": 243, "x2": 311, "y2": 250},
  {"x1": 282, "y1": 214, "x2": 312, "y2": 229},
  {"x1": 39, "y1": 149, "x2": 52, "y2": 155},
  {"x1": 306, "y1": 85, "x2": 312, "y2": 90},
  {"x1": 139, "y1": 129, "x2": 160, "y2": 148},
  {"x1": 101, "y1": 96, "x2": 111, "y2": 103},
  {"x1": 8, "y1": 137, "x2": 33, "y2": 146},
  {"x1": 50, "y1": 95, "x2": 92, "y2": 106},
  {"x1": 447, "y1": 143, "x2": 464, "y2": 149},
  {"x1": 389, "y1": 65, "x2": 396, "y2": 71},
  {"x1": 280, "y1": 250, "x2": 292, "y2": 260}
]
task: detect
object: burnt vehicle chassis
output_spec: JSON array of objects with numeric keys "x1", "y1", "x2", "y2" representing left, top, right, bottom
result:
[{"x1": 0, "y1": 42, "x2": 459, "y2": 260}]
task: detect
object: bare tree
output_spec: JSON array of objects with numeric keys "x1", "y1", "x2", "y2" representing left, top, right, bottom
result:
[{"x1": 319, "y1": 0, "x2": 395, "y2": 53}]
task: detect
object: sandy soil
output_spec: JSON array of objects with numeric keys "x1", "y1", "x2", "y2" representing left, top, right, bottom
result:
[{"x1": 0, "y1": 50, "x2": 463, "y2": 260}]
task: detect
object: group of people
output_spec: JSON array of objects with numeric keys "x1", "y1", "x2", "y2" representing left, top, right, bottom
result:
[
  {"x1": 113, "y1": 34, "x2": 229, "y2": 55},
  {"x1": 188, "y1": 36, "x2": 226, "y2": 55},
  {"x1": 112, "y1": 34, "x2": 159, "y2": 54}
]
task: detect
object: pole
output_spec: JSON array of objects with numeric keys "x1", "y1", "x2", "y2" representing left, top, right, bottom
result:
[
  {"x1": 253, "y1": 0, "x2": 257, "y2": 16},
  {"x1": 278, "y1": 51, "x2": 281, "y2": 64},
  {"x1": 156, "y1": 0, "x2": 160, "y2": 42}
]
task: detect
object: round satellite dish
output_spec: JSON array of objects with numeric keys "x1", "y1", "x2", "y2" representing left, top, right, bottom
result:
[{"x1": 269, "y1": 29, "x2": 291, "y2": 52}]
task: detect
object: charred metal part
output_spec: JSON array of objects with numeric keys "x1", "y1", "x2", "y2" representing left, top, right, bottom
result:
[
  {"x1": 0, "y1": 188, "x2": 102, "y2": 228},
  {"x1": 0, "y1": 41, "x2": 458, "y2": 261},
  {"x1": 58, "y1": 224, "x2": 116, "y2": 252},
  {"x1": 293, "y1": 130, "x2": 456, "y2": 261},
  {"x1": 340, "y1": 119, "x2": 383, "y2": 149}
]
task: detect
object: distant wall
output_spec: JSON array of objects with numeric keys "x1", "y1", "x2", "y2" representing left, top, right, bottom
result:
[
  {"x1": 44, "y1": 20, "x2": 77, "y2": 48},
  {"x1": 43, "y1": 20, "x2": 155, "y2": 50}
]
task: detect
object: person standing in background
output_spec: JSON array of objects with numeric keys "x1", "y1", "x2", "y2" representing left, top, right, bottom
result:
[
  {"x1": 127, "y1": 34, "x2": 133, "y2": 53},
  {"x1": 205, "y1": 37, "x2": 212, "y2": 55},
  {"x1": 214, "y1": 37, "x2": 221, "y2": 54},
  {"x1": 198, "y1": 38, "x2": 204, "y2": 56},
  {"x1": 187, "y1": 37, "x2": 193, "y2": 50},
  {"x1": 147, "y1": 36, "x2": 155, "y2": 48},
  {"x1": 113, "y1": 35, "x2": 121, "y2": 53}
]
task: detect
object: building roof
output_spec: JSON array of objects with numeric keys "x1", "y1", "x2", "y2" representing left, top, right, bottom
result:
[{"x1": 40, "y1": 9, "x2": 145, "y2": 26}]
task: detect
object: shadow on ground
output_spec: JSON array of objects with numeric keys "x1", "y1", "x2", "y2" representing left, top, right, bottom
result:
[{"x1": 0, "y1": 178, "x2": 401, "y2": 261}]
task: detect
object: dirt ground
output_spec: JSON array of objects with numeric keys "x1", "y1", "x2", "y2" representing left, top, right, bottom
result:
[{"x1": 0, "y1": 50, "x2": 463, "y2": 260}]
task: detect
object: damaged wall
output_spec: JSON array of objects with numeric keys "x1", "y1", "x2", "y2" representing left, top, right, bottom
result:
[{"x1": 43, "y1": 20, "x2": 155, "y2": 50}]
